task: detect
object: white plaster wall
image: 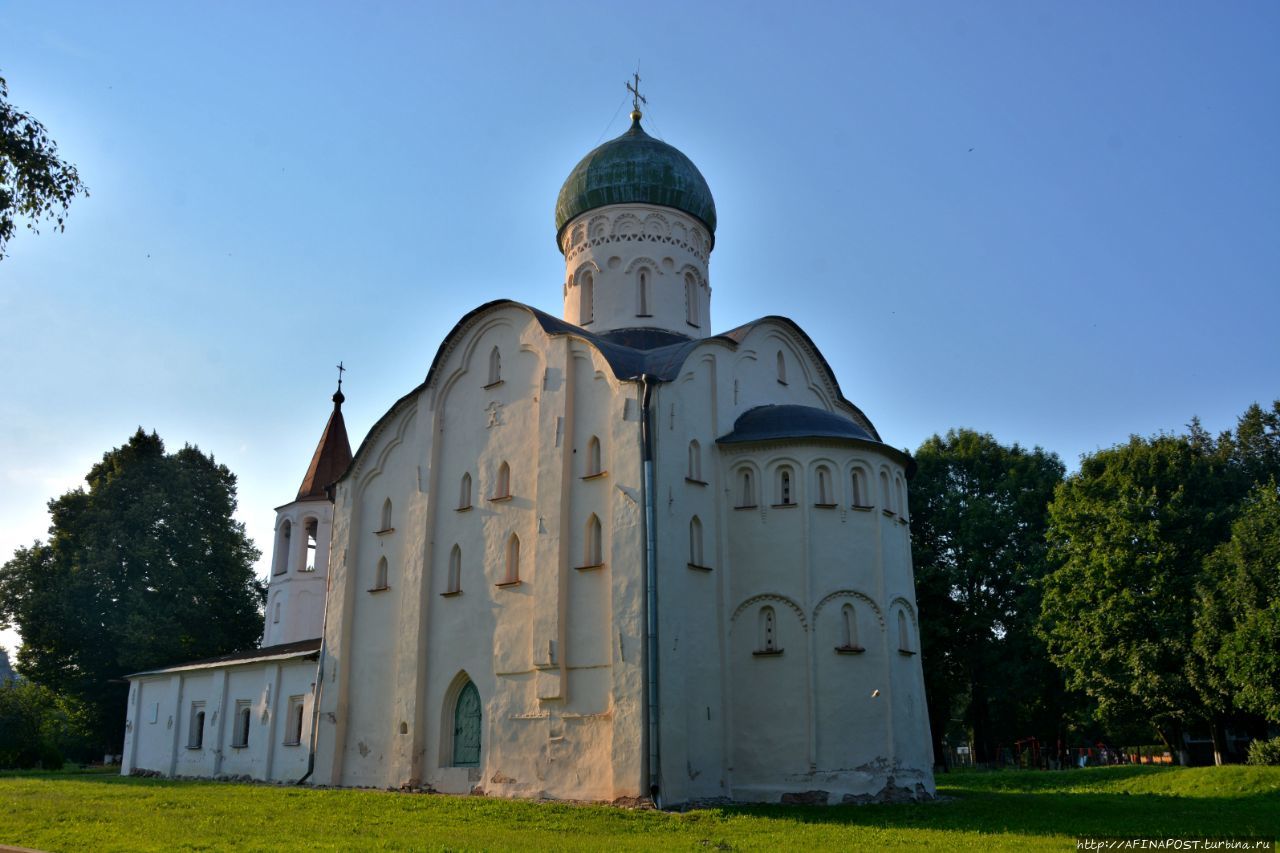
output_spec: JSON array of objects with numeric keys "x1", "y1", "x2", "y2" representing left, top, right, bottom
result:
[
  {"x1": 124, "y1": 676, "x2": 178, "y2": 774},
  {"x1": 651, "y1": 320, "x2": 933, "y2": 804},
  {"x1": 560, "y1": 204, "x2": 712, "y2": 338},
  {"x1": 318, "y1": 304, "x2": 648, "y2": 802},
  {"x1": 123, "y1": 658, "x2": 316, "y2": 782},
  {"x1": 172, "y1": 672, "x2": 217, "y2": 778},
  {"x1": 311, "y1": 307, "x2": 931, "y2": 805},
  {"x1": 270, "y1": 664, "x2": 317, "y2": 782}
]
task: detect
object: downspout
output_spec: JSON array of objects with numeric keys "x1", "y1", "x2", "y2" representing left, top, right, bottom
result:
[
  {"x1": 297, "y1": 602, "x2": 329, "y2": 785},
  {"x1": 297, "y1": 492, "x2": 338, "y2": 785},
  {"x1": 640, "y1": 374, "x2": 662, "y2": 807}
]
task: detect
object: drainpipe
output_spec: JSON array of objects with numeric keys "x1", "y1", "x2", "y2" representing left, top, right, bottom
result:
[
  {"x1": 296, "y1": 635, "x2": 327, "y2": 785},
  {"x1": 639, "y1": 375, "x2": 662, "y2": 808},
  {"x1": 298, "y1": 501, "x2": 338, "y2": 784}
]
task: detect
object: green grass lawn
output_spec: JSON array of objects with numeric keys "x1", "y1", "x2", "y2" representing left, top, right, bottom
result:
[{"x1": 1, "y1": 765, "x2": 1277, "y2": 851}]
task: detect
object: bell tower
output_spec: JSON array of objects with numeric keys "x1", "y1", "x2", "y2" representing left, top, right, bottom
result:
[{"x1": 262, "y1": 374, "x2": 352, "y2": 646}]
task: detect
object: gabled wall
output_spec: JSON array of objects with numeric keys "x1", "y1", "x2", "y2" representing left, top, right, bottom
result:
[
  {"x1": 315, "y1": 304, "x2": 648, "y2": 801},
  {"x1": 651, "y1": 319, "x2": 934, "y2": 805}
]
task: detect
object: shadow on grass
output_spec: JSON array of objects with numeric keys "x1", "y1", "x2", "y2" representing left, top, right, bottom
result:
[
  {"x1": 941, "y1": 765, "x2": 1167, "y2": 790},
  {"x1": 703, "y1": 787, "x2": 1280, "y2": 840}
]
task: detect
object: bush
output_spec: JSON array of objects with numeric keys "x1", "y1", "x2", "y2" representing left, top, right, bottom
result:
[
  {"x1": 0, "y1": 680, "x2": 92, "y2": 769},
  {"x1": 1246, "y1": 736, "x2": 1280, "y2": 766}
]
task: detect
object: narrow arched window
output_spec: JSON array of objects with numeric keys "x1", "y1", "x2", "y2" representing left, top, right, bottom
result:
[
  {"x1": 896, "y1": 475, "x2": 907, "y2": 517},
  {"x1": 759, "y1": 606, "x2": 778, "y2": 653},
  {"x1": 776, "y1": 351, "x2": 787, "y2": 384},
  {"x1": 189, "y1": 707, "x2": 205, "y2": 749},
  {"x1": 585, "y1": 514, "x2": 602, "y2": 566},
  {"x1": 447, "y1": 545, "x2": 462, "y2": 594},
  {"x1": 275, "y1": 520, "x2": 291, "y2": 575},
  {"x1": 289, "y1": 700, "x2": 305, "y2": 746},
  {"x1": 459, "y1": 473, "x2": 472, "y2": 510},
  {"x1": 273, "y1": 601, "x2": 281, "y2": 624},
  {"x1": 586, "y1": 436, "x2": 602, "y2": 476},
  {"x1": 777, "y1": 468, "x2": 793, "y2": 506},
  {"x1": 487, "y1": 346, "x2": 501, "y2": 386},
  {"x1": 234, "y1": 705, "x2": 252, "y2": 748},
  {"x1": 898, "y1": 610, "x2": 911, "y2": 652},
  {"x1": 687, "y1": 440, "x2": 702, "y2": 481},
  {"x1": 494, "y1": 462, "x2": 511, "y2": 499},
  {"x1": 684, "y1": 273, "x2": 699, "y2": 326},
  {"x1": 880, "y1": 471, "x2": 892, "y2": 512},
  {"x1": 739, "y1": 469, "x2": 756, "y2": 507},
  {"x1": 689, "y1": 516, "x2": 704, "y2": 566},
  {"x1": 851, "y1": 468, "x2": 867, "y2": 507},
  {"x1": 841, "y1": 603, "x2": 858, "y2": 650},
  {"x1": 505, "y1": 534, "x2": 520, "y2": 583},
  {"x1": 380, "y1": 498, "x2": 392, "y2": 531},
  {"x1": 637, "y1": 269, "x2": 650, "y2": 316},
  {"x1": 580, "y1": 270, "x2": 594, "y2": 324},
  {"x1": 816, "y1": 466, "x2": 832, "y2": 504},
  {"x1": 374, "y1": 556, "x2": 388, "y2": 590},
  {"x1": 304, "y1": 519, "x2": 318, "y2": 572}
]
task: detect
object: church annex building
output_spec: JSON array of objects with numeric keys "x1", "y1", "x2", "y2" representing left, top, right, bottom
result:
[{"x1": 120, "y1": 101, "x2": 935, "y2": 806}]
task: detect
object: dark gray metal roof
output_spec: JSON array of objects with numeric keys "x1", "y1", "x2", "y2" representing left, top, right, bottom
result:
[
  {"x1": 715, "y1": 404, "x2": 915, "y2": 475},
  {"x1": 717, "y1": 404, "x2": 877, "y2": 445},
  {"x1": 124, "y1": 638, "x2": 322, "y2": 679}
]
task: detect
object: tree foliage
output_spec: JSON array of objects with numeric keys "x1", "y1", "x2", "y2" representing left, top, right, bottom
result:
[
  {"x1": 1040, "y1": 401, "x2": 1280, "y2": 754},
  {"x1": 0, "y1": 73, "x2": 87, "y2": 259},
  {"x1": 910, "y1": 428, "x2": 1065, "y2": 764},
  {"x1": 1196, "y1": 484, "x2": 1280, "y2": 723},
  {"x1": 0, "y1": 679, "x2": 93, "y2": 769},
  {"x1": 0, "y1": 429, "x2": 263, "y2": 750}
]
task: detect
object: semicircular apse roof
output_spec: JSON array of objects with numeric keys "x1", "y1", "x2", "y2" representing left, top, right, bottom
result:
[{"x1": 716, "y1": 404, "x2": 877, "y2": 445}]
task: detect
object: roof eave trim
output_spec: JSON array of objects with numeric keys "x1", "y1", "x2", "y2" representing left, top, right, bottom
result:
[
  {"x1": 125, "y1": 649, "x2": 321, "y2": 679},
  {"x1": 716, "y1": 433, "x2": 914, "y2": 468}
]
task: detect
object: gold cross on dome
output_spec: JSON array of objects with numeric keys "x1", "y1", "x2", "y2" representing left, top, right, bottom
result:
[
  {"x1": 626, "y1": 72, "x2": 647, "y2": 113},
  {"x1": 336, "y1": 360, "x2": 346, "y2": 390}
]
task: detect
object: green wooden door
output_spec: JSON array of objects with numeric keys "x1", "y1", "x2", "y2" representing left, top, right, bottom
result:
[{"x1": 453, "y1": 682, "x2": 481, "y2": 767}]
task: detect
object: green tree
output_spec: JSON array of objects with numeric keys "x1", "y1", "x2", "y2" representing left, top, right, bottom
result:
[
  {"x1": 1196, "y1": 484, "x2": 1280, "y2": 724},
  {"x1": 910, "y1": 429, "x2": 1065, "y2": 766},
  {"x1": 0, "y1": 679, "x2": 93, "y2": 769},
  {"x1": 1039, "y1": 432, "x2": 1238, "y2": 762},
  {"x1": 0, "y1": 73, "x2": 87, "y2": 259},
  {"x1": 0, "y1": 429, "x2": 263, "y2": 751}
]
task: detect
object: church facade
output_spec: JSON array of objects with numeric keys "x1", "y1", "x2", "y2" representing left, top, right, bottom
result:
[{"x1": 122, "y1": 106, "x2": 934, "y2": 805}]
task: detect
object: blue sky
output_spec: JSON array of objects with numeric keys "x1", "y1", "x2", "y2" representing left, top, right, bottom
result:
[{"x1": 2, "y1": 1, "x2": 1277, "y2": 652}]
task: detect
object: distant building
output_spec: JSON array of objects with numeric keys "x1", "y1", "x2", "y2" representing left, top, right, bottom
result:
[
  {"x1": 121, "y1": 105, "x2": 934, "y2": 805},
  {"x1": 0, "y1": 647, "x2": 16, "y2": 685}
]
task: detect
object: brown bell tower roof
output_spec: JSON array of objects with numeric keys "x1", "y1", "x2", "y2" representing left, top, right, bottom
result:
[{"x1": 297, "y1": 386, "x2": 353, "y2": 501}]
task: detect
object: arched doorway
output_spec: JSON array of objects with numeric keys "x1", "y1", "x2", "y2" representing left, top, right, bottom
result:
[{"x1": 452, "y1": 681, "x2": 481, "y2": 767}]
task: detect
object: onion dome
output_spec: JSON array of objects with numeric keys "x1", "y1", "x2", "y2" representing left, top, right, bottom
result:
[{"x1": 555, "y1": 111, "x2": 717, "y2": 247}]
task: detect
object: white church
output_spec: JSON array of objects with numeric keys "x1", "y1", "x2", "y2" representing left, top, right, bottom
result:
[{"x1": 120, "y1": 99, "x2": 935, "y2": 806}]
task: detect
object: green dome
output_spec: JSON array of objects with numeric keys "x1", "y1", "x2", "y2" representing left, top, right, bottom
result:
[{"x1": 555, "y1": 114, "x2": 717, "y2": 247}]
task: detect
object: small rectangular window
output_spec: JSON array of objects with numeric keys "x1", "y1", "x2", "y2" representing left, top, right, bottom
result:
[
  {"x1": 232, "y1": 700, "x2": 252, "y2": 748},
  {"x1": 187, "y1": 702, "x2": 206, "y2": 749},
  {"x1": 284, "y1": 696, "x2": 305, "y2": 746}
]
